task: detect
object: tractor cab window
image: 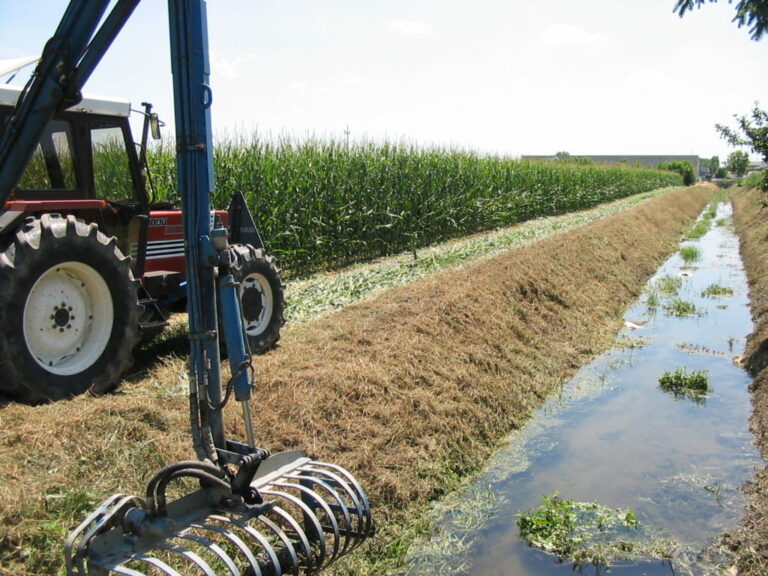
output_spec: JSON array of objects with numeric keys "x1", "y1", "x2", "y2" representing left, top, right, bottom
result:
[
  {"x1": 91, "y1": 124, "x2": 134, "y2": 202},
  {"x1": 17, "y1": 120, "x2": 77, "y2": 190}
]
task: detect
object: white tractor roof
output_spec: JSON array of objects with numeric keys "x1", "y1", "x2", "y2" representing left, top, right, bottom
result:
[
  {"x1": 0, "y1": 83, "x2": 131, "y2": 118},
  {"x1": 0, "y1": 56, "x2": 38, "y2": 77}
]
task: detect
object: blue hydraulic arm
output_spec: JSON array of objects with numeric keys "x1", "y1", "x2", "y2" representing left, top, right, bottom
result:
[{"x1": 0, "y1": 0, "x2": 140, "y2": 204}]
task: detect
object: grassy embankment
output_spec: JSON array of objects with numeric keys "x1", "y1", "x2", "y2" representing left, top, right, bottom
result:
[
  {"x1": 730, "y1": 186, "x2": 768, "y2": 576},
  {"x1": 0, "y1": 184, "x2": 711, "y2": 575}
]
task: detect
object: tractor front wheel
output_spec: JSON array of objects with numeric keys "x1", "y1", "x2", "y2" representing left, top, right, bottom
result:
[
  {"x1": 0, "y1": 214, "x2": 141, "y2": 403},
  {"x1": 229, "y1": 244, "x2": 284, "y2": 354}
]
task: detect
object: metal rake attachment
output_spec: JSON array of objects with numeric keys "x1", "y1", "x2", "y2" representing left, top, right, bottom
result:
[{"x1": 65, "y1": 451, "x2": 374, "y2": 576}]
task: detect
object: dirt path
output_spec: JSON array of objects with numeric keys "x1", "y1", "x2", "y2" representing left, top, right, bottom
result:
[
  {"x1": 0, "y1": 185, "x2": 714, "y2": 575},
  {"x1": 730, "y1": 187, "x2": 768, "y2": 576}
]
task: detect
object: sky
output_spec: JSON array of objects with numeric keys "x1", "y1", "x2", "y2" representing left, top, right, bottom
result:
[{"x1": 0, "y1": 0, "x2": 766, "y2": 161}]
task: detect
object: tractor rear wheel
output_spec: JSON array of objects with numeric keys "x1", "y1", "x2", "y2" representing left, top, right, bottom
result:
[
  {"x1": 229, "y1": 244, "x2": 284, "y2": 354},
  {"x1": 0, "y1": 214, "x2": 141, "y2": 403}
]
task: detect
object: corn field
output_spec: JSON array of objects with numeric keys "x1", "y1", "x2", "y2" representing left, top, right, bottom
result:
[{"x1": 147, "y1": 136, "x2": 682, "y2": 276}]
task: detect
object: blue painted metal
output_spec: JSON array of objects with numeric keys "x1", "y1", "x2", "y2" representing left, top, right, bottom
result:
[{"x1": 0, "y1": 0, "x2": 139, "y2": 204}]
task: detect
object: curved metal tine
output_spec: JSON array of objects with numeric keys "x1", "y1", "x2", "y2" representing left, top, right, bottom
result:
[
  {"x1": 206, "y1": 513, "x2": 289, "y2": 576},
  {"x1": 276, "y1": 474, "x2": 352, "y2": 557},
  {"x1": 249, "y1": 512, "x2": 301, "y2": 576},
  {"x1": 156, "y1": 543, "x2": 218, "y2": 576},
  {"x1": 252, "y1": 505, "x2": 314, "y2": 575},
  {"x1": 119, "y1": 555, "x2": 184, "y2": 576},
  {"x1": 300, "y1": 466, "x2": 369, "y2": 550},
  {"x1": 265, "y1": 482, "x2": 340, "y2": 565},
  {"x1": 305, "y1": 461, "x2": 373, "y2": 529},
  {"x1": 188, "y1": 521, "x2": 263, "y2": 576},
  {"x1": 111, "y1": 566, "x2": 149, "y2": 576},
  {"x1": 175, "y1": 532, "x2": 241, "y2": 576},
  {"x1": 67, "y1": 494, "x2": 140, "y2": 575},
  {"x1": 259, "y1": 488, "x2": 328, "y2": 570}
]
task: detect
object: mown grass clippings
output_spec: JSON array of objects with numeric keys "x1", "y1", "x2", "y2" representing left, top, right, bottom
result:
[
  {"x1": 517, "y1": 492, "x2": 672, "y2": 570},
  {"x1": 658, "y1": 367, "x2": 710, "y2": 403},
  {"x1": 701, "y1": 284, "x2": 734, "y2": 298},
  {"x1": 284, "y1": 187, "x2": 682, "y2": 323}
]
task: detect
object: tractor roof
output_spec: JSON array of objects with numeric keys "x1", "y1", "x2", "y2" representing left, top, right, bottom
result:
[{"x1": 0, "y1": 84, "x2": 131, "y2": 118}]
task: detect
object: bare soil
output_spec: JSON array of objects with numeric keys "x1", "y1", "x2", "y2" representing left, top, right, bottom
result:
[
  {"x1": 730, "y1": 186, "x2": 768, "y2": 576},
  {"x1": 0, "y1": 185, "x2": 717, "y2": 575}
]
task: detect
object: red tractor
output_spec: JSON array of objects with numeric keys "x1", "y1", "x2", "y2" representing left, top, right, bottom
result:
[{"x1": 0, "y1": 83, "x2": 284, "y2": 403}]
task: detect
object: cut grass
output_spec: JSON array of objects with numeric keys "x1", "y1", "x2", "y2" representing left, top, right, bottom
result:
[{"x1": 517, "y1": 492, "x2": 673, "y2": 570}]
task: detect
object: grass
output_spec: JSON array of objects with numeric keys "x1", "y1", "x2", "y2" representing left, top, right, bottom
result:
[
  {"x1": 517, "y1": 492, "x2": 670, "y2": 569},
  {"x1": 285, "y1": 187, "x2": 682, "y2": 323},
  {"x1": 702, "y1": 283, "x2": 734, "y2": 298},
  {"x1": 680, "y1": 245, "x2": 701, "y2": 265},
  {"x1": 0, "y1": 185, "x2": 716, "y2": 576},
  {"x1": 656, "y1": 274, "x2": 683, "y2": 295},
  {"x1": 664, "y1": 298, "x2": 700, "y2": 317},
  {"x1": 658, "y1": 367, "x2": 710, "y2": 402}
]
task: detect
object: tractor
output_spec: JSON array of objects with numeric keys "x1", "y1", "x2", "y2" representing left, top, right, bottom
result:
[
  {"x1": 0, "y1": 81, "x2": 284, "y2": 403},
  {"x1": 0, "y1": 1, "x2": 373, "y2": 574}
]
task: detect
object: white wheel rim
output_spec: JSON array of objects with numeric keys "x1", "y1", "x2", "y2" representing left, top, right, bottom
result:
[
  {"x1": 23, "y1": 261, "x2": 113, "y2": 376},
  {"x1": 239, "y1": 272, "x2": 273, "y2": 336}
]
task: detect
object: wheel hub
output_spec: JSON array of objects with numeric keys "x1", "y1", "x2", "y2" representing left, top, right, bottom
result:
[
  {"x1": 239, "y1": 272, "x2": 273, "y2": 336},
  {"x1": 23, "y1": 262, "x2": 113, "y2": 375}
]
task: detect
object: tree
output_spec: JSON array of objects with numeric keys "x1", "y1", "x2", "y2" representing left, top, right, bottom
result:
[
  {"x1": 673, "y1": 0, "x2": 768, "y2": 40},
  {"x1": 658, "y1": 160, "x2": 697, "y2": 185},
  {"x1": 710, "y1": 155, "x2": 720, "y2": 178},
  {"x1": 717, "y1": 104, "x2": 768, "y2": 187},
  {"x1": 726, "y1": 150, "x2": 750, "y2": 176}
]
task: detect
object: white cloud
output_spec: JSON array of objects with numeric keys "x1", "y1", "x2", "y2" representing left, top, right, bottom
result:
[
  {"x1": 210, "y1": 52, "x2": 258, "y2": 80},
  {"x1": 389, "y1": 20, "x2": 434, "y2": 37},
  {"x1": 538, "y1": 22, "x2": 602, "y2": 48}
]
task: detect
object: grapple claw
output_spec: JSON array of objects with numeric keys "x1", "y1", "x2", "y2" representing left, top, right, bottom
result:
[{"x1": 65, "y1": 451, "x2": 374, "y2": 576}]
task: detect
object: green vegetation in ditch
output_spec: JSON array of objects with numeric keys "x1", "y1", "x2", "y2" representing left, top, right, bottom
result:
[
  {"x1": 517, "y1": 492, "x2": 673, "y2": 569},
  {"x1": 680, "y1": 245, "x2": 702, "y2": 265},
  {"x1": 658, "y1": 367, "x2": 711, "y2": 402},
  {"x1": 702, "y1": 283, "x2": 734, "y2": 298},
  {"x1": 664, "y1": 298, "x2": 701, "y2": 317},
  {"x1": 656, "y1": 274, "x2": 683, "y2": 295}
]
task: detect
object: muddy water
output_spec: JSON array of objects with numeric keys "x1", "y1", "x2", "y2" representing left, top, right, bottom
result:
[{"x1": 400, "y1": 202, "x2": 761, "y2": 576}]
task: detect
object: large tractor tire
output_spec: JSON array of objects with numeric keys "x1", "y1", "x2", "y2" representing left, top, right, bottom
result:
[
  {"x1": 0, "y1": 214, "x2": 141, "y2": 403},
  {"x1": 228, "y1": 244, "x2": 284, "y2": 354}
]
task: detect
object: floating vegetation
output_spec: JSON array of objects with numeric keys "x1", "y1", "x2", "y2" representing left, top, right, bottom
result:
[
  {"x1": 656, "y1": 274, "x2": 683, "y2": 295},
  {"x1": 701, "y1": 283, "x2": 734, "y2": 298},
  {"x1": 517, "y1": 493, "x2": 671, "y2": 570},
  {"x1": 675, "y1": 343, "x2": 729, "y2": 358},
  {"x1": 615, "y1": 335, "x2": 650, "y2": 349},
  {"x1": 680, "y1": 245, "x2": 701, "y2": 265},
  {"x1": 658, "y1": 367, "x2": 710, "y2": 403},
  {"x1": 664, "y1": 298, "x2": 701, "y2": 317}
]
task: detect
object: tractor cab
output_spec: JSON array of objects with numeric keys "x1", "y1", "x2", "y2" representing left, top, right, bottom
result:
[{"x1": 0, "y1": 84, "x2": 150, "y2": 275}]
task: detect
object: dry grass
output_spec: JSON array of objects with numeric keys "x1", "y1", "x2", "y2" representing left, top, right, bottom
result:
[
  {"x1": 0, "y1": 185, "x2": 713, "y2": 575},
  {"x1": 731, "y1": 186, "x2": 768, "y2": 576}
]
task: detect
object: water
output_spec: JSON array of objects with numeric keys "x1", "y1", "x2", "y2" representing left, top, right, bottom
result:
[{"x1": 400, "y1": 203, "x2": 761, "y2": 576}]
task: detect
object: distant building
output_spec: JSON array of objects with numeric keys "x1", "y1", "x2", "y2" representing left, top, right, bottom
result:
[{"x1": 523, "y1": 155, "x2": 702, "y2": 178}]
